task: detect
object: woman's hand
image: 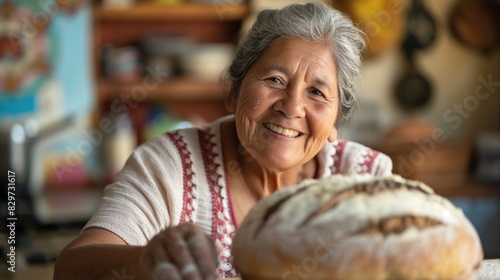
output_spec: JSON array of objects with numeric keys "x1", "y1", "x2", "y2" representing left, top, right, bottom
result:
[{"x1": 139, "y1": 223, "x2": 218, "y2": 280}]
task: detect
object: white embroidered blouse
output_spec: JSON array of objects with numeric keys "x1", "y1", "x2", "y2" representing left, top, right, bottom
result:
[{"x1": 84, "y1": 115, "x2": 392, "y2": 278}]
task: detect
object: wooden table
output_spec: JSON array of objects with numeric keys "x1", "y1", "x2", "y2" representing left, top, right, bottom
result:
[
  {"x1": 218, "y1": 259, "x2": 500, "y2": 280},
  {"x1": 477, "y1": 259, "x2": 500, "y2": 279},
  {"x1": 10, "y1": 260, "x2": 499, "y2": 279}
]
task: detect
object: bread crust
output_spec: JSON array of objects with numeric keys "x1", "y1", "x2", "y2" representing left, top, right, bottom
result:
[{"x1": 232, "y1": 174, "x2": 483, "y2": 280}]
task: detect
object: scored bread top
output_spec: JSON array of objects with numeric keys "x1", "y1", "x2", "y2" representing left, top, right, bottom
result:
[
  {"x1": 232, "y1": 174, "x2": 483, "y2": 280},
  {"x1": 244, "y1": 174, "x2": 459, "y2": 240}
]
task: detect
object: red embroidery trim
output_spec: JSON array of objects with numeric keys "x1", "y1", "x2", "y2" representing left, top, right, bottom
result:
[
  {"x1": 330, "y1": 139, "x2": 347, "y2": 174},
  {"x1": 198, "y1": 129, "x2": 238, "y2": 278},
  {"x1": 357, "y1": 148, "x2": 380, "y2": 174},
  {"x1": 167, "y1": 131, "x2": 196, "y2": 223},
  {"x1": 330, "y1": 139, "x2": 380, "y2": 174},
  {"x1": 224, "y1": 174, "x2": 238, "y2": 229}
]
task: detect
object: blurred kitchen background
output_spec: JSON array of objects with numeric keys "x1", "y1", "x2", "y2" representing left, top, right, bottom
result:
[{"x1": 0, "y1": 0, "x2": 499, "y2": 278}]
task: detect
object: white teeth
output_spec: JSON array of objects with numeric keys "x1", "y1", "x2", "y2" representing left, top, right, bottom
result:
[{"x1": 264, "y1": 123, "x2": 300, "y2": 138}]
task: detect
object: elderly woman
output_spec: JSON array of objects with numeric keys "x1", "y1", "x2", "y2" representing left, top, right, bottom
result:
[{"x1": 55, "y1": 2, "x2": 391, "y2": 280}]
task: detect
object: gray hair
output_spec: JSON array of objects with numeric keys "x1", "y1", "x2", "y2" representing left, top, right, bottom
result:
[{"x1": 226, "y1": 2, "x2": 365, "y2": 126}]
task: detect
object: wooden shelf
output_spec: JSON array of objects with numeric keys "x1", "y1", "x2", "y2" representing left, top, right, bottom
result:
[
  {"x1": 93, "y1": 2, "x2": 238, "y2": 142},
  {"x1": 433, "y1": 183, "x2": 500, "y2": 198},
  {"x1": 374, "y1": 141, "x2": 500, "y2": 197},
  {"x1": 401, "y1": 172, "x2": 500, "y2": 197},
  {"x1": 98, "y1": 77, "x2": 225, "y2": 102},
  {"x1": 95, "y1": 3, "x2": 249, "y2": 22}
]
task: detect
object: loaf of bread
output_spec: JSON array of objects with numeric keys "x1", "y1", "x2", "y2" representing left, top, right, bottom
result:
[{"x1": 232, "y1": 174, "x2": 483, "y2": 280}]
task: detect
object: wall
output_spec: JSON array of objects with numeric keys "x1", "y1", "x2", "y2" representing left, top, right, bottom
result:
[
  {"x1": 0, "y1": 0, "x2": 93, "y2": 124},
  {"x1": 345, "y1": 0, "x2": 500, "y2": 145}
]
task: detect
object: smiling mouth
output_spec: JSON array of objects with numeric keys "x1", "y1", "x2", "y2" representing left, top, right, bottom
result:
[{"x1": 263, "y1": 123, "x2": 301, "y2": 138}]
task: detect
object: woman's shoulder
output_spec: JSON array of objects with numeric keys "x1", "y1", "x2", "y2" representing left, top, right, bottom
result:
[
  {"x1": 148, "y1": 115, "x2": 231, "y2": 145},
  {"x1": 132, "y1": 115, "x2": 231, "y2": 168},
  {"x1": 325, "y1": 139, "x2": 393, "y2": 176},
  {"x1": 138, "y1": 119, "x2": 219, "y2": 154}
]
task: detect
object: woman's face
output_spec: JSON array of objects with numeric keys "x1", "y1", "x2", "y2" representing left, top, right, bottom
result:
[{"x1": 226, "y1": 37, "x2": 339, "y2": 171}]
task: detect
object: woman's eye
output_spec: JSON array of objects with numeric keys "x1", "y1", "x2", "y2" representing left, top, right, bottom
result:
[
  {"x1": 310, "y1": 88, "x2": 324, "y2": 97},
  {"x1": 268, "y1": 77, "x2": 282, "y2": 84}
]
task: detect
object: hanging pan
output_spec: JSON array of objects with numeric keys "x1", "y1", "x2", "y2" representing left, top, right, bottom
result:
[
  {"x1": 449, "y1": 0, "x2": 500, "y2": 52},
  {"x1": 394, "y1": 0, "x2": 436, "y2": 111}
]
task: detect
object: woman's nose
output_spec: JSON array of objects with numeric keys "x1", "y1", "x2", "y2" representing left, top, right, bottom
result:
[{"x1": 272, "y1": 87, "x2": 306, "y2": 118}]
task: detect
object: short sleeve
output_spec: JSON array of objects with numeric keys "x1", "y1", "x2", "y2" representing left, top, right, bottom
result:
[
  {"x1": 326, "y1": 139, "x2": 394, "y2": 177},
  {"x1": 83, "y1": 136, "x2": 184, "y2": 245},
  {"x1": 372, "y1": 152, "x2": 393, "y2": 176}
]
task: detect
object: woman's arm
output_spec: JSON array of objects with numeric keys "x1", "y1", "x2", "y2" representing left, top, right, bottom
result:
[
  {"x1": 54, "y1": 224, "x2": 218, "y2": 280},
  {"x1": 54, "y1": 228, "x2": 146, "y2": 280}
]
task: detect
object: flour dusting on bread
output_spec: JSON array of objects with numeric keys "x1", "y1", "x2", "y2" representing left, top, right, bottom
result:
[{"x1": 232, "y1": 174, "x2": 484, "y2": 280}]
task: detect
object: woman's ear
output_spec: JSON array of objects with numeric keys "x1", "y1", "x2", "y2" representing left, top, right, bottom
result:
[
  {"x1": 327, "y1": 126, "x2": 338, "y2": 143},
  {"x1": 225, "y1": 88, "x2": 237, "y2": 113}
]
